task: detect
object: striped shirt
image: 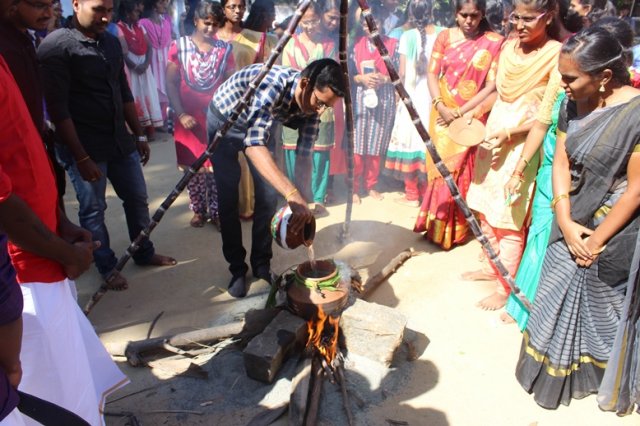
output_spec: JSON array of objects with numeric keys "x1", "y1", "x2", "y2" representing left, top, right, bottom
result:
[{"x1": 210, "y1": 64, "x2": 319, "y2": 156}]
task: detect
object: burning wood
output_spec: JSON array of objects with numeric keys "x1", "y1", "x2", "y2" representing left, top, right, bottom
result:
[
  {"x1": 305, "y1": 306, "x2": 340, "y2": 366},
  {"x1": 288, "y1": 306, "x2": 353, "y2": 426}
]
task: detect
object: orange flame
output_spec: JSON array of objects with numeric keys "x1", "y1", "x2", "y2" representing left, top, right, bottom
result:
[{"x1": 306, "y1": 305, "x2": 340, "y2": 364}]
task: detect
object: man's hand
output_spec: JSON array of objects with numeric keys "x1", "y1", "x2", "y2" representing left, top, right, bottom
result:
[
  {"x1": 137, "y1": 140, "x2": 151, "y2": 165},
  {"x1": 77, "y1": 158, "x2": 103, "y2": 182},
  {"x1": 287, "y1": 190, "x2": 314, "y2": 236},
  {"x1": 62, "y1": 240, "x2": 100, "y2": 279},
  {"x1": 58, "y1": 214, "x2": 91, "y2": 244}
]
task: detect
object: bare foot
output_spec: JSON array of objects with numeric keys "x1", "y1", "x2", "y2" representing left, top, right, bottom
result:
[
  {"x1": 368, "y1": 189, "x2": 384, "y2": 200},
  {"x1": 138, "y1": 253, "x2": 177, "y2": 267},
  {"x1": 104, "y1": 271, "x2": 128, "y2": 291},
  {"x1": 352, "y1": 193, "x2": 361, "y2": 204},
  {"x1": 461, "y1": 269, "x2": 497, "y2": 281},
  {"x1": 500, "y1": 311, "x2": 516, "y2": 324},
  {"x1": 476, "y1": 292, "x2": 508, "y2": 310}
]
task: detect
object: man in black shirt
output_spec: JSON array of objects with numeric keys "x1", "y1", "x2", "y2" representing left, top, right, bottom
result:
[{"x1": 38, "y1": 0, "x2": 175, "y2": 290}]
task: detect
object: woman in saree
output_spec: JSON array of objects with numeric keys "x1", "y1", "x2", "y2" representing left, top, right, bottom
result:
[
  {"x1": 516, "y1": 26, "x2": 640, "y2": 409},
  {"x1": 281, "y1": 1, "x2": 336, "y2": 216},
  {"x1": 502, "y1": 17, "x2": 631, "y2": 329},
  {"x1": 413, "y1": 0, "x2": 503, "y2": 248},
  {"x1": 216, "y1": 0, "x2": 277, "y2": 220},
  {"x1": 166, "y1": 1, "x2": 234, "y2": 228},
  {"x1": 465, "y1": 0, "x2": 561, "y2": 310}
]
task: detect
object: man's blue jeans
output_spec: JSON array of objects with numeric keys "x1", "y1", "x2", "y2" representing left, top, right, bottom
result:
[{"x1": 57, "y1": 147, "x2": 155, "y2": 277}]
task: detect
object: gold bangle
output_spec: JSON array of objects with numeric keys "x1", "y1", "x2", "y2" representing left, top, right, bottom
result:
[
  {"x1": 551, "y1": 194, "x2": 569, "y2": 210},
  {"x1": 284, "y1": 188, "x2": 298, "y2": 201},
  {"x1": 76, "y1": 155, "x2": 90, "y2": 164},
  {"x1": 432, "y1": 96, "x2": 443, "y2": 106},
  {"x1": 455, "y1": 107, "x2": 462, "y2": 118},
  {"x1": 520, "y1": 155, "x2": 530, "y2": 168},
  {"x1": 504, "y1": 127, "x2": 511, "y2": 140}
]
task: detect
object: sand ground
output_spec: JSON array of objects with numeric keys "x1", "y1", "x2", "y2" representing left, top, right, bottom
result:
[{"x1": 68, "y1": 134, "x2": 637, "y2": 425}]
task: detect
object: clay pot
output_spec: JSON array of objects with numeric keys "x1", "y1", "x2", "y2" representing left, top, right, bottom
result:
[
  {"x1": 287, "y1": 259, "x2": 349, "y2": 320},
  {"x1": 270, "y1": 206, "x2": 316, "y2": 249}
]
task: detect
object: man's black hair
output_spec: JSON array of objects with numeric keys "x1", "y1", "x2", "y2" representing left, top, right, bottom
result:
[{"x1": 301, "y1": 59, "x2": 346, "y2": 98}]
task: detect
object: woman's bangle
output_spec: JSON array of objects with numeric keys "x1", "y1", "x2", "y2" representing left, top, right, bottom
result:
[
  {"x1": 504, "y1": 127, "x2": 511, "y2": 140},
  {"x1": 454, "y1": 107, "x2": 462, "y2": 118},
  {"x1": 178, "y1": 113, "x2": 187, "y2": 119},
  {"x1": 284, "y1": 188, "x2": 298, "y2": 201},
  {"x1": 511, "y1": 171, "x2": 524, "y2": 182},
  {"x1": 432, "y1": 96, "x2": 443, "y2": 107},
  {"x1": 519, "y1": 155, "x2": 530, "y2": 168},
  {"x1": 551, "y1": 194, "x2": 569, "y2": 210},
  {"x1": 76, "y1": 155, "x2": 90, "y2": 164}
]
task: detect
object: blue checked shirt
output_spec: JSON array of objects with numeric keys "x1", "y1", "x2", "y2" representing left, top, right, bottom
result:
[{"x1": 210, "y1": 64, "x2": 320, "y2": 156}]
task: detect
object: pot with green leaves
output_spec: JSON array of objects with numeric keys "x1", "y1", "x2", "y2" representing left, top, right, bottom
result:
[{"x1": 287, "y1": 259, "x2": 349, "y2": 320}]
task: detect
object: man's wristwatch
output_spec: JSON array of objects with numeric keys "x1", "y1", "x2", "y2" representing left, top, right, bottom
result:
[{"x1": 136, "y1": 135, "x2": 148, "y2": 143}]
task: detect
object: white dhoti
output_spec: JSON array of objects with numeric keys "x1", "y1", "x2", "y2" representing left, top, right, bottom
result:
[{"x1": 0, "y1": 279, "x2": 128, "y2": 426}]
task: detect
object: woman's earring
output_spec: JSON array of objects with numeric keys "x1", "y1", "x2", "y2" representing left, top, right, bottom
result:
[{"x1": 599, "y1": 83, "x2": 606, "y2": 93}]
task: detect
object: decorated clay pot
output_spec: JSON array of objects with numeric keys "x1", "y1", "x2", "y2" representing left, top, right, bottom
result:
[
  {"x1": 287, "y1": 259, "x2": 349, "y2": 320},
  {"x1": 270, "y1": 205, "x2": 315, "y2": 249}
]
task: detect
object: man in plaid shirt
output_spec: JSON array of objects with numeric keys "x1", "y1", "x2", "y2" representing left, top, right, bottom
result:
[{"x1": 207, "y1": 58, "x2": 345, "y2": 297}]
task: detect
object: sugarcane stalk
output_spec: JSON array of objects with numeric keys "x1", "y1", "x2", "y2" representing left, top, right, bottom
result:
[
  {"x1": 354, "y1": 1, "x2": 531, "y2": 311},
  {"x1": 83, "y1": 0, "x2": 315, "y2": 316},
  {"x1": 339, "y1": 0, "x2": 355, "y2": 243}
]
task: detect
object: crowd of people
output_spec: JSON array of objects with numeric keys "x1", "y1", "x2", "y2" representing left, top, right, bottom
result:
[{"x1": 1, "y1": 0, "x2": 640, "y2": 423}]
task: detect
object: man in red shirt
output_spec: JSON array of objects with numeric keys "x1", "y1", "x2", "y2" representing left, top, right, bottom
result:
[{"x1": 0, "y1": 50, "x2": 128, "y2": 424}]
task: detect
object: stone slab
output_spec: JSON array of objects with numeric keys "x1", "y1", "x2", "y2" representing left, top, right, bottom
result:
[
  {"x1": 243, "y1": 310, "x2": 307, "y2": 383},
  {"x1": 339, "y1": 299, "x2": 407, "y2": 366}
]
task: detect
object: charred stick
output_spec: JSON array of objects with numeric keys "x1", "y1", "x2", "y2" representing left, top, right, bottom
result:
[
  {"x1": 321, "y1": 357, "x2": 336, "y2": 384},
  {"x1": 289, "y1": 356, "x2": 313, "y2": 426},
  {"x1": 336, "y1": 363, "x2": 354, "y2": 426},
  {"x1": 360, "y1": 248, "x2": 416, "y2": 298},
  {"x1": 83, "y1": 0, "x2": 314, "y2": 316},
  {"x1": 125, "y1": 321, "x2": 244, "y2": 366},
  {"x1": 304, "y1": 356, "x2": 325, "y2": 426},
  {"x1": 353, "y1": 0, "x2": 531, "y2": 311}
]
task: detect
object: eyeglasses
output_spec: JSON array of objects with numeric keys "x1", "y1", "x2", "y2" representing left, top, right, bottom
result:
[
  {"x1": 508, "y1": 11, "x2": 547, "y2": 25},
  {"x1": 311, "y1": 90, "x2": 329, "y2": 113},
  {"x1": 458, "y1": 12, "x2": 482, "y2": 19},
  {"x1": 21, "y1": 0, "x2": 54, "y2": 11}
]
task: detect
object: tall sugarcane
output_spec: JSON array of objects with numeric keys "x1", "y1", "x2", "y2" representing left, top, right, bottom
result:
[
  {"x1": 354, "y1": 1, "x2": 531, "y2": 310},
  {"x1": 83, "y1": 0, "x2": 315, "y2": 315},
  {"x1": 339, "y1": 0, "x2": 355, "y2": 242}
]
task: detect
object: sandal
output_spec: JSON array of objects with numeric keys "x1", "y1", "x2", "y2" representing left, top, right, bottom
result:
[
  {"x1": 190, "y1": 213, "x2": 206, "y2": 228},
  {"x1": 313, "y1": 203, "x2": 329, "y2": 218}
]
